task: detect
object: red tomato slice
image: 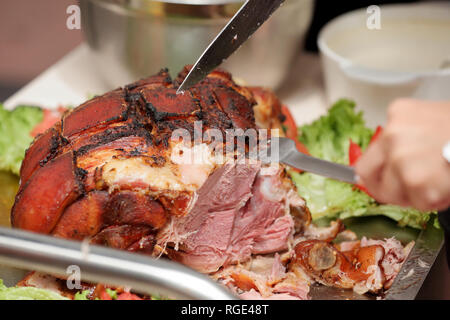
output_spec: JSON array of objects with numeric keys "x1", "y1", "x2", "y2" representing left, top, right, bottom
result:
[
  {"x1": 99, "y1": 289, "x2": 112, "y2": 300},
  {"x1": 348, "y1": 139, "x2": 374, "y2": 196},
  {"x1": 280, "y1": 105, "x2": 310, "y2": 155},
  {"x1": 30, "y1": 108, "x2": 66, "y2": 137},
  {"x1": 349, "y1": 139, "x2": 363, "y2": 166},
  {"x1": 348, "y1": 127, "x2": 382, "y2": 197},
  {"x1": 369, "y1": 126, "x2": 383, "y2": 145},
  {"x1": 294, "y1": 140, "x2": 310, "y2": 155},
  {"x1": 117, "y1": 292, "x2": 143, "y2": 300}
]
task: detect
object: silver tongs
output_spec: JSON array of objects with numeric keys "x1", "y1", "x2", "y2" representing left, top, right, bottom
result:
[{"x1": 0, "y1": 226, "x2": 235, "y2": 300}]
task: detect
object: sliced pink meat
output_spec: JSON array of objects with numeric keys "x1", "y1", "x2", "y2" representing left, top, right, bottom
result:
[
  {"x1": 165, "y1": 163, "x2": 260, "y2": 272},
  {"x1": 163, "y1": 163, "x2": 294, "y2": 273},
  {"x1": 226, "y1": 173, "x2": 293, "y2": 262}
]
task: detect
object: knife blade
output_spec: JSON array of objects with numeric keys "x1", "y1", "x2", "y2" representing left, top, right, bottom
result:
[
  {"x1": 269, "y1": 137, "x2": 358, "y2": 184},
  {"x1": 177, "y1": 0, "x2": 286, "y2": 93},
  {"x1": 383, "y1": 218, "x2": 444, "y2": 300}
]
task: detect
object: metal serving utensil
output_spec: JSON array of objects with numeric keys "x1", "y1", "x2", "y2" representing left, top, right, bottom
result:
[
  {"x1": 0, "y1": 226, "x2": 236, "y2": 300},
  {"x1": 269, "y1": 137, "x2": 358, "y2": 184},
  {"x1": 177, "y1": 0, "x2": 286, "y2": 93}
]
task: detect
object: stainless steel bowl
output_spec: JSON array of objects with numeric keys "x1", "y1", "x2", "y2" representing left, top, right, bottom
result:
[{"x1": 80, "y1": 0, "x2": 313, "y2": 89}]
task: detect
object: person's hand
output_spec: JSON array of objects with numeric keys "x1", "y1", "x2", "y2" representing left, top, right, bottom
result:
[{"x1": 355, "y1": 99, "x2": 450, "y2": 212}]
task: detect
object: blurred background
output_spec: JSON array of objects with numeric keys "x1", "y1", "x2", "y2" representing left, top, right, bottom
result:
[
  {"x1": 0, "y1": 0, "x2": 82, "y2": 100},
  {"x1": 0, "y1": 0, "x2": 425, "y2": 101}
]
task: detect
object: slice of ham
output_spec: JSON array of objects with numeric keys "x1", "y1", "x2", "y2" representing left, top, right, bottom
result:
[
  {"x1": 225, "y1": 172, "x2": 294, "y2": 261},
  {"x1": 268, "y1": 253, "x2": 287, "y2": 284},
  {"x1": 161, "y1": 162, "x2": 260, "y2": 272},
  {"x1": 160, "y1": 163, "x2": 296, "y2": 273}
]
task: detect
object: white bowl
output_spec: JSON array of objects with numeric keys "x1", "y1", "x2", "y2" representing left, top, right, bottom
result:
[{"x1": 318, "y1": 2, "x2": 450, "y2": 128}]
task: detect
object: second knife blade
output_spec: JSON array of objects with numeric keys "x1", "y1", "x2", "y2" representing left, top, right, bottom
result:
[{"x1": 177, "y1": 0, "x2": 286, "y2": 93}]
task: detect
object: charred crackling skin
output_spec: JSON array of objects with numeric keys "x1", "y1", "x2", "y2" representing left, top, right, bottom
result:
[
  {"x1": 12, "y1": 152, "x2": 84, "y2": 233},
  {"x1": 12, "y1": 66, "x2": 303, "y2": 259},
  {"x1": 104, "y1": 191, "x2": 167, "y2": 229},
  {"x1": 19, "y1": 127, "x2": 62, "y2": 190},
  {"x1": 52, "y1": 191, "x2": 109, "y2": 240}
]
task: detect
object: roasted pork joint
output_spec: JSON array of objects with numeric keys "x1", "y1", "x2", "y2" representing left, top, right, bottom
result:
[{"x1": 11, "y1": 66, "x2": 308, "y2": 273}]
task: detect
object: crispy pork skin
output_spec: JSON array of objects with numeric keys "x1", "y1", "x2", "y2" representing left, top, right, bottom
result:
[
  {"x1": 290, "y1": 237, "x2": 414, "y2": 295},
  {"x1": 61, "y1": 90, "x2": 128, "y2": 139},
  {"x1": 12, "y1": 152, "x2": 83, "y2": 233},
  {"x1": 52, "y1": 191, "x2": 109, "y2": 240},
  {"x1": 19, "y1": 127, "x2": 61, "y2": 189}
]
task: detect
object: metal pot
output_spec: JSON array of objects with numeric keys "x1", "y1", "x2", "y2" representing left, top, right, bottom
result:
[{"x1": 80, "y1": 0, "x2": 313, "y2": 89}]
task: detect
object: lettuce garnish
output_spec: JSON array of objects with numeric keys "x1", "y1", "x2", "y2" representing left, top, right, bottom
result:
[
  {"x1": 290, "y1": 99, "x2": 436, "y2": 229},
  {"x1": 0, "y1": 104, "x2": 43, "y2": 175},
  {"x1": 0, "y1": 279, "x2": 68, "y2": 300}
]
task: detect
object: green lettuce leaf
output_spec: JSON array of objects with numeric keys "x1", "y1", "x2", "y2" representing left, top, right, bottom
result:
[
  {"x1": 74, "y1": 290, "x2": 90, "y2": 300},
  {"x1": 0, "y1": 279, "x2": 68, "y2": 300},
  {"x1": 105, "y1": 288, "x2": 118, "y2": 299},
  {"x1": 291, "y1": 99, "x2": 436, "y2": 229},
  {"x1": 298, "y1": 99, "x2": 373, "y2": 164},
  {"x1": 0, "y1": 104, "x2": 43, "y2": 175}
]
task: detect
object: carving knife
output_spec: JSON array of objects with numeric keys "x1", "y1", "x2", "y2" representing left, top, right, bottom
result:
[
  {"x1": 177, "y1": 0, "x2": 286, "y2": 93},
  {"x1": 383, "y1": 217, "x2": 444, "y2": 300}
]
